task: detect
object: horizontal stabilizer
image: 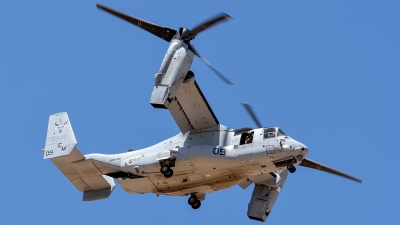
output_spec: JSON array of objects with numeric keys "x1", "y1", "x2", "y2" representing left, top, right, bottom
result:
[
  {"x1": 43, "y1": 112, "x2": 116, "y2": 201},
  {"x1": 83, "y1": 175, "x2": 115, "y2": 201}
]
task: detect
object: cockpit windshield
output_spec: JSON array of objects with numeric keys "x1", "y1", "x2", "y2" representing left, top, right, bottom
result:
[
  {"x1": 277, "y1": 128, "x2": 286, "y2": 137},
  {"x1": 263, "y1": 127, "x2": 286, "y2": 139}
]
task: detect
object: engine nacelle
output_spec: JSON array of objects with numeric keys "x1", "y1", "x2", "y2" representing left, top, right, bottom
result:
[
  {"x1": 150, "y1": 39, "x2": 194, "y2": 109},
  {"x1": 247, "y1": 170, "x2": 289, "y2": 222}
]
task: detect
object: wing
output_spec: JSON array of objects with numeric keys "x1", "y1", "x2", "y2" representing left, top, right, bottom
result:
[{"x1": 168, "y1": 80, "x2": 219, "y2": 133}]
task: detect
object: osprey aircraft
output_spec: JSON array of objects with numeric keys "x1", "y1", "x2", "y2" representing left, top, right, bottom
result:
[{"x1": 43, "y1": 3, "x2": 362, "y2": 222}]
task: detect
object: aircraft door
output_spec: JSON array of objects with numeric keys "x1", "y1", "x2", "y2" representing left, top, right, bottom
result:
[
  {"x1": 238, "y1": 131, "x2": 254, "y2": 155},
  {"x1": 252, "y1": 129, "x2": 264, "y2": 152}
]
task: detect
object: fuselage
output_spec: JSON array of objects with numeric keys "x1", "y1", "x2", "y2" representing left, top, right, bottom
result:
[{"x1": 85, "y1": 124, "x2": 308, "y2": 196}]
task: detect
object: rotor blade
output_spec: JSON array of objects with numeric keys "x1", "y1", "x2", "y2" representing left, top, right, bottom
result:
[
  {"x1": 97, "y1": 3, "x2": 177, "y2": 42},
  {"x1": 299, "y1": 158, "x2": 362, "y2": 183},
  {"x1": 189, "y1": 44, "x2": 233, "y2": 85},
  {"x1": 185, "y1": 12, "x2": 232, "y2": 38},
  {"x1": 241, "y1": 103, "x2": 263, "y2": 128}
]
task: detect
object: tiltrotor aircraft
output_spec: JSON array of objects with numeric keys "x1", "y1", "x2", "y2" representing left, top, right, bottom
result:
[{"x1": 43, "y1": 3, "x2": 362, "y2": 222}]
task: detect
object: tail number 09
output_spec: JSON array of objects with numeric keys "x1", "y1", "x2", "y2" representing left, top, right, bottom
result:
[{"x1": 45, "y1": 150, "x2": 53, "y2": 156}]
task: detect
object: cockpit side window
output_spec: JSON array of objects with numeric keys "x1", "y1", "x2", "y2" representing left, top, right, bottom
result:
[{"x1": 264, "y1": 128, "x2": 276, "y2": 139}]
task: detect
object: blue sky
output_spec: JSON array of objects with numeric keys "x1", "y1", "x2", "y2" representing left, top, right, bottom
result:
[{"x1": 1, "y1": 0, "x2": 399, "y2": 224}]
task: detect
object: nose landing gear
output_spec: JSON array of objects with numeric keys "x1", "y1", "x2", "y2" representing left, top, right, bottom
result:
[
  {"x1": 287, "y1": 163, "x2": 296, "y2": 173},
  {"x1": 188, "y1": 194, "x2": 201, "y2": 209}
]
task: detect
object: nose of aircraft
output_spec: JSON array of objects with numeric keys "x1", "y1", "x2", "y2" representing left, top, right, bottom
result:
[
  {"x1": 294, "y1": 140, "x2": 308, "y2": 157},
  {"x1": 301, "y1": 144, "x2": 309, "y2": 157}
]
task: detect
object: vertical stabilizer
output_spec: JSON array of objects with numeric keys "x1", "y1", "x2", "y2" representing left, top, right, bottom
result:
[{"x1": 43, "y1": 112, "x2": 77, "y2": 159}]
